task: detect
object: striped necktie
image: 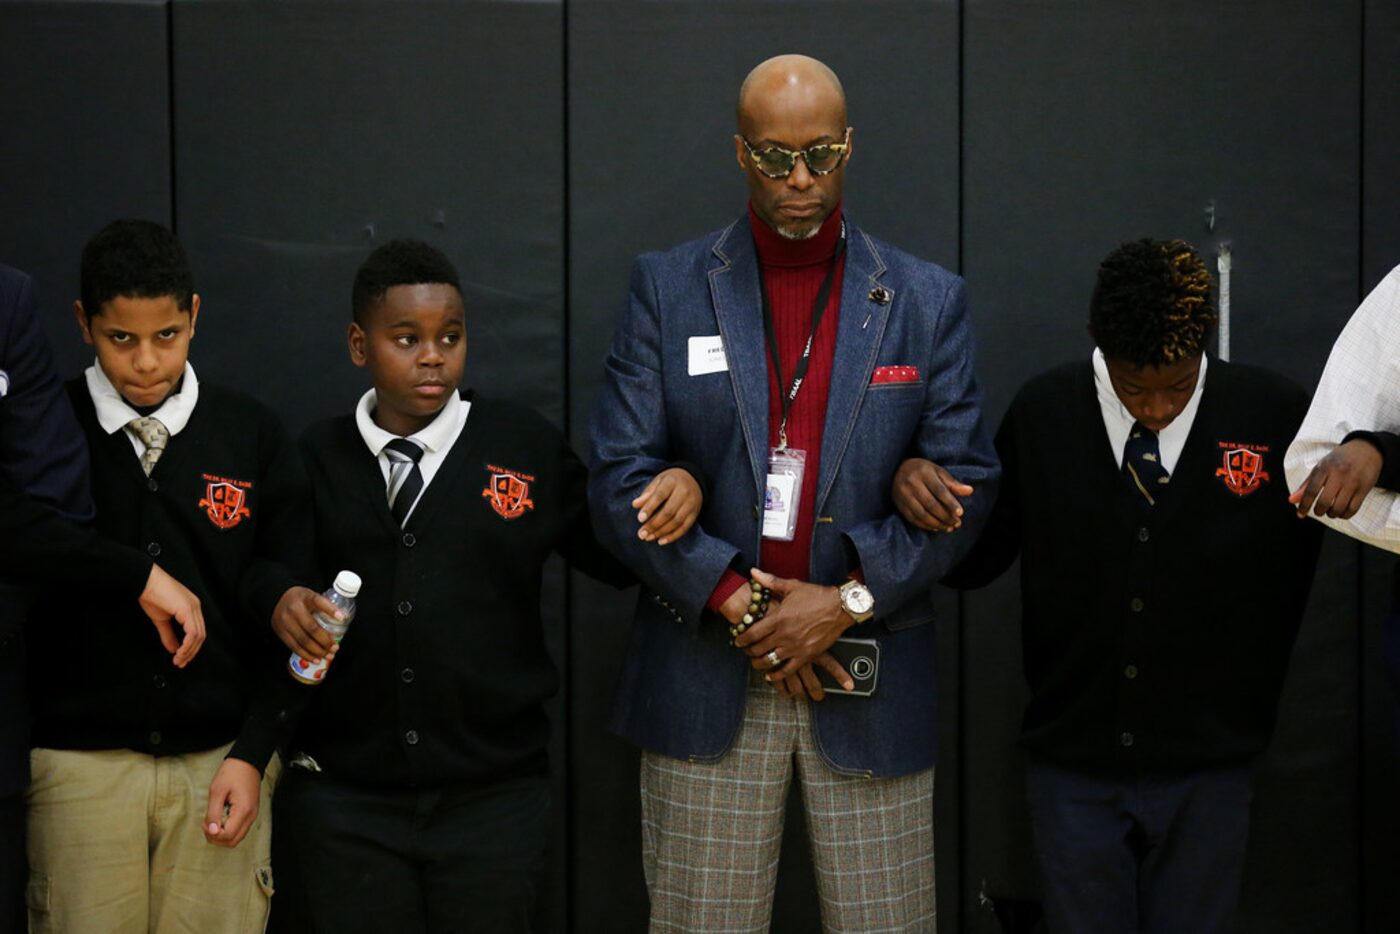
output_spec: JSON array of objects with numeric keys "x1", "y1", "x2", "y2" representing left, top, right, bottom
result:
[
  {"x1": 384, "y1": 438, "x2": 425, "y2": 526},
  {"x1": 1122, "y1": 421, "x2": 1169, "y2": 506},
  {"x1": 127, "y1": 417, "x2": 170, "y2": 477}
]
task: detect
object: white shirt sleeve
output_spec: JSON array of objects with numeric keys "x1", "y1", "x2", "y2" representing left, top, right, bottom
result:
[{"x1": 1284, "y1": 265, "x2": 1400, "y2": 553}]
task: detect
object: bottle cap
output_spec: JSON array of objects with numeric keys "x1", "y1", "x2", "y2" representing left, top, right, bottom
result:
[{"x1": 333, "y1": 570, "x2": 362, "y2": 598}]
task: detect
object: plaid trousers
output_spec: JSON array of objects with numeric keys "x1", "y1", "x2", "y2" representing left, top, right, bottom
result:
[{"x1": 641, "y1": 672, "x2": 935, "y2": 933}]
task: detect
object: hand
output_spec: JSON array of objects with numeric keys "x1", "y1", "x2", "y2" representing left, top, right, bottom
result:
[
  {"x1": 272, "y1": 586, "x2": 342, "y2": 661},
  {"x1": 1289, "y1": 438, "x2": 1384, "y2": 520},
  {"x1": 734, "y1": 568, "x2": 851, "y2": 681},
  {"x1": 766, "y1": 653, "x2": 854, "y2": 701},
  {"x1": 632, "y1": 468, "x2": 703, "y2": 545},
  {"x1": 719, "y1": 583, "x2": 757, "y2": 626},
  {"x1": 138, "y1": 564, "x2": 206, "y2": 668},
  {"x1": 204, "y1": 757, "x2": 262, "y2": 848},
  {"x1": 892, "y1": 458, "x2": 973, "y2": 532}
]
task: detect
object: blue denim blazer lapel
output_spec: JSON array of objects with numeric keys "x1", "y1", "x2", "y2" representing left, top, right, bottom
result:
[
  {"x1": 816, "y1": 225, "x2": 891, "y2": 515},
  {"x1": 707, "y1": 219, "x2": 769, "y2": 499}
]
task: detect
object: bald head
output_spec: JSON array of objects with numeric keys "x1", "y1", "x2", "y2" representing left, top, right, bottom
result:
[
  {"x1": 734, "y1": 54, "x2": 851, "y2": 240},
  {"x1": 737, "y1": 54, "x2": 846, "y2": 135}
]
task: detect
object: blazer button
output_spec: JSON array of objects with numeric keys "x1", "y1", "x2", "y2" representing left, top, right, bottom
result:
[
  {"x1": 1124, "y1": 665, "x2": 1138, "y2": 680},
  {"x1": 147, "y1": 478, "x2": 159, "y2": 493},
  {"x1": 404, "y1": 729, "x2": 420, "y2": 745},
  {"x1": 149, "y1": 731, "x2": 163, "y2": 746},
  {"x1": 152, "y1": 674, "x2": 167, "y2": 689},
  {"x1": 147, "y1": 542, "x2": 161, "y2": 557},
  {"x1": 1130, "y1": 597, "x2": 1144, "y2": 613},
  {"x1": 1120, "y1": 731, "x2": 1134, "y2": 747},
  {"x1": 401, "y1": 668, "x2": 415, "y2": 684},
  {"x1": 397, "y1": 600, "x2": 413, "y2": 616},
  {"x1": 402, "y1": 533, "x2": 416, "y2": 548},
  {"x1": 1137, "y1": 527, "x2": 1149, "y2": 543}
]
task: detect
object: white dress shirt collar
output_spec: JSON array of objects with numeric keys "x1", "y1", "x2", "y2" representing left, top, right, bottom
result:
[
  {"x1": 354, "y1": 388, "x2": 466, "y2": 458},
  {"x1": 1092, "y1": 348, "x2": 1208, "y2": 476},
  {"x1": 85, "y1": 360, "x2": 200, "y2": 441}
]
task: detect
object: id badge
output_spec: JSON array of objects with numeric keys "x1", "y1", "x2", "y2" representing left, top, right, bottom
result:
[{"x1": 763, "y1": 447, "x2": 806, "y2": 541}]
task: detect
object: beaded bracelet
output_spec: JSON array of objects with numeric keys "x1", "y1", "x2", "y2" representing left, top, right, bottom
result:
[{"x1": 729, "y1": 579, "x2": 772, "y2": 641}]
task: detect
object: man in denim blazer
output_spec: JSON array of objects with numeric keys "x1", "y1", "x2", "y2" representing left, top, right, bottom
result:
[{"x1": 588, "y1": 55, "x2": 998, "y2": 931}]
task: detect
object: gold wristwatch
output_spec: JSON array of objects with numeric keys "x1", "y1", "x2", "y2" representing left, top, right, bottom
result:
[{"x1": 838, "y1": 579, "x2": 875, "y2": 623}]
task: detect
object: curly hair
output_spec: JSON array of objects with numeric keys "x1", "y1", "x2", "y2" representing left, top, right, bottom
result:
[
  {"x1": 352, "y1": 238, "x2": 462, "y2": 323},
  {"x1": 1087, "y1": 238, "x2": 1216, "y2": 367},
  {"x1": 80, "y1": 219, "x2": 193, "y2": 320}
]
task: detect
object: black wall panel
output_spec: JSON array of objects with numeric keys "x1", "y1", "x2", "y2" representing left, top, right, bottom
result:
[
  {"x1": 566, "y1": 3, "x2": 960, "y2": 929},
  {"x1": 170, "y1": 2, "x2": 568, "y2": 929},
  {"x1": 171, "y1": 0, "x2": 565, "y2": 433},
  {"x1": 0, "y1": 0, "x2": 172, "y2": 375},
  {"x1": 1363, "y1": 0, "x2": 1400, "y2": 291},
  {"x1": 962, "y1": 2, "x2": 1363, "y2": 930}
]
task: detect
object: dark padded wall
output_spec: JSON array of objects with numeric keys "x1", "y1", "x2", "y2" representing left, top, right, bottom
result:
[
  {"x1": 1363, "y1": 0, "x2": 1400, "y2": 291},
  {"x1": 169, "y1": 2, "x2": 569, "y2": 929},
  {"x1": 962, "y1": 1, "x2": 1363, "y2": 930},
  {"x1": 566, "y1": 2, "x2": 960, "y2": 929},
  {"x1": 0, "y1": 0, "x2": 172, "y2": 374},
  {"x1": 171, "y1": 0, "x2": 565, "y2": 432}
]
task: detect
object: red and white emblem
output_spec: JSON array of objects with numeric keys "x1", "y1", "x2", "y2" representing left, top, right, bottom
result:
[
  {"x1": 198, "y1": 474, "x2": 253, "y2": 529},
  {"x1": 482, "y1": 464, "x2": 535, "y2": 520},
  {"x1": 1215, "y1": 443, "x2": 1270, "y2": 497}
]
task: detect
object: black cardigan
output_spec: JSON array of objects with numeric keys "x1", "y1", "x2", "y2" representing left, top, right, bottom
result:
[
  {"x1": 292, "y1": 394, "x2": 630, "y2": 789},
  {"x1": 950, "y1": 359, "x2": 1323, "y2": 772},
  {"x1": 26, "y1": 379, "x2": 311, "y2": 771}
]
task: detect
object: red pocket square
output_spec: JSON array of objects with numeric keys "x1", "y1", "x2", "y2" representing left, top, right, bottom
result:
[{"x1": 871, "y1": 365, "x2": 921, "y2": 385}]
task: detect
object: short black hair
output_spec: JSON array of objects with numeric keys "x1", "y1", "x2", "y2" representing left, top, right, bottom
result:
[
  {"x1": 80, "y1": 219, "x2": 194, "y2": 320},
  {"x1": 352, "y1": 239, "x2": 462, "y2": 324},
  {"x1": 1088, "y1": 238, "x2": 1216, "y2": 368}
]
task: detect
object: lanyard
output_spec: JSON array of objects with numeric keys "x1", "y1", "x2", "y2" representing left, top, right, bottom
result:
[{"x1": 759, "y1": 224, "x2": 847, "y2": 450}]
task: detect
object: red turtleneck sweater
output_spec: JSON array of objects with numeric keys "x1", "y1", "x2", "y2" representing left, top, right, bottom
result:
[{"x1": 707, "y1": 203, "x2": 848, "y2": 611}]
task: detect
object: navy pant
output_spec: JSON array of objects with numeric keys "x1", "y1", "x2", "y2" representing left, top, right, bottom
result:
[
  {"x1": 272, "y1": 769, "x2": 550, "y2": 933},
  {"x1": 1382, "y1": 608, "x2": 1400, "y2": 757},
  {"x1": 1025, "y1": 759, "x2": 1253, "y2": 934}
]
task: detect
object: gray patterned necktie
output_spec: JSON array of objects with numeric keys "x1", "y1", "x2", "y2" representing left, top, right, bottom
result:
[{"x1": 128, "y1": 417, "x2": 170, "y2": 477}]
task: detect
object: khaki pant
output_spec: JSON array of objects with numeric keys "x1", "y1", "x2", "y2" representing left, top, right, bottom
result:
[
  {"x1": 641, "y1": 672, "x2": 935, "y2": 933},
  {"x1": 25, "y1": 743, "x2": 279, "y2": 934}
]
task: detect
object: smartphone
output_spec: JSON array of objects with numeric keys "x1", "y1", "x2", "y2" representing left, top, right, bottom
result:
[{"x1": 817, "y1": 637, "x2": 880, "y2": 696}]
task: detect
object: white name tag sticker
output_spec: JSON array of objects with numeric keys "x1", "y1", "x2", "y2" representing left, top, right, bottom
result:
[{"x1": 687, "y1": 335, "x2": 728, "y2": 376}]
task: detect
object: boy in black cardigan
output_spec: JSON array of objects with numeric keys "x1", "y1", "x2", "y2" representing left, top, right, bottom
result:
[
  {"x1": 892, "y1": 239, "x2": 1322, "y2": 933},
  {"x1": 271, "y1": 239, "x2": 703, "y2": 932},
  {"x1": 25, "y1": 220, "x2": 328, "y2": 933}
]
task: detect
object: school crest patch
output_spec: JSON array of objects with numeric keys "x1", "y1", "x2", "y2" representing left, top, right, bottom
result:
[
  {"x1": 482, "y1": 464, "x2": 535, "y2": 520},
  {"x1": 198, "y1": 473, "x2": 253, "y2": 528},
  {"x1": 1214, "y1": 442, "x2": 1270, "y2": 497}
]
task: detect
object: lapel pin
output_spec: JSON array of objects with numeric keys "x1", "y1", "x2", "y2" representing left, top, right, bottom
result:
[{"x1": 868, "y1": 286, "x2": 892, "y2": 305}]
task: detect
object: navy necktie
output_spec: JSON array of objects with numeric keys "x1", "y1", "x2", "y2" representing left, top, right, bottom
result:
[
  {"x1": 1123, "y1": 421, "x2": 1169, "y2": 506},
  {"x1": 384, "y1": 438, "x2": 425, "y2": 526}
]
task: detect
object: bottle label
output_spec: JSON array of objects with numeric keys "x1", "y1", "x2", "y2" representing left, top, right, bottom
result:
[{"x1": 289, "y1": 652, "x2": 333, "y2": 684}]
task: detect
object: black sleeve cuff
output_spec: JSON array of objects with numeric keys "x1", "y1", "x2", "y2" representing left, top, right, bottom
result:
[{"x1": 1342, "y1": 430, "x2": 1400, "y2": 491}]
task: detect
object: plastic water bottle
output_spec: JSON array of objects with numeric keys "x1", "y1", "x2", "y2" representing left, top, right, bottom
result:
[{"x1": 288, "y1": 570, "x2": 360, "y2": 684}]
